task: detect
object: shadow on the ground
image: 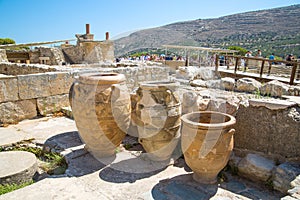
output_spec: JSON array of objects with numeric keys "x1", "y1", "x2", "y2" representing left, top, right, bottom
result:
[
  {"x1": 65, "y1": 148, "x2": 115, "y2": 177},
  {"x1": 151, "y1": 174, "x2": 218, "y2": 200},
  {"x1": 219, "y1": 171, "x2": 284, "y2": 200},
  {"x1": 44, "y1": 131, "x2": 83, "y2": 152},
  {"x1": 44, "y1": 131, "x2": 115, "y2": 177},
  {"x1": 99, "y1": 155, "x2": 168, "y2": 183}
]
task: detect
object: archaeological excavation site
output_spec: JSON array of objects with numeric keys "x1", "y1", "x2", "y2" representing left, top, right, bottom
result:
[{"x1": 0, "y1": 24, "x2": 299, "y2": 199}]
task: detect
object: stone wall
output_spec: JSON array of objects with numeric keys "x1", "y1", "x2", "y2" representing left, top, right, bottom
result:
[
  {"x1": 234, "y1": 99, "x2": 300, "y2": 161},
  {"x1": 0, "y1": 62, "x2": 59, "y2": 75},
  {"x1": 0, "y1": 49, "x2": 8, "y2": 62},
  {"x1": 0, "y1": 72, "x2": 73, "y2": 125},
  {"x1": 0, "y1": 64, "x2": 169, "y2": 125},
  {"x1": 62, "y1": 40, "x2": 114, "y2": 64}
]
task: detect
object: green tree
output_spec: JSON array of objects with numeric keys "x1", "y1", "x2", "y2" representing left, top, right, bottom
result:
[
  {"x1": 0, "y1": 38, "x2": 16, "y2": 45},
  {"x1": 228, "y1": 46, "x2": 248, "y2": 56}
]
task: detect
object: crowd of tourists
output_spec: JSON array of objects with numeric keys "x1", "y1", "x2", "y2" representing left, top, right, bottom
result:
[
  {"x1": 116, "y1": 54, "x2": 186, "y2": 63},
  {"x1": 244, "y1": 49, "x2": 298, "y2": 66}
]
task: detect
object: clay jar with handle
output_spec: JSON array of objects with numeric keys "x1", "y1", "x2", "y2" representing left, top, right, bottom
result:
[
  {"x1": 181, "y1": 111, "x2": 236, "y2": 184},
  {"x1": 70, "y1": 73, "x2": 131, "y2": 159},
  {"x1": 133, "y1": 81, "x2": 181, "y2": 161}
]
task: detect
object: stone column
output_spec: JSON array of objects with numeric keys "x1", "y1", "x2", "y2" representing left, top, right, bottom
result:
[{"x1": 86, "y1": 24, "x2": 90, "y2": 34}]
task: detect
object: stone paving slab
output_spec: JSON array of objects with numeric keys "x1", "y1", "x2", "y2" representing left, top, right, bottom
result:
[
  {"x1": 0, "y1": 116, "x2": 285, "y2": 199},
  {"x1": 0, "y1": 151, "x2": 37, "y2": 185}
]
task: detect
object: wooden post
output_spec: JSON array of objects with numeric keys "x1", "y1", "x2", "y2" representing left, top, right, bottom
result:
[
  {"x1": 234, "y1": 57, "x2": 239, "y2": 77},
  {"x1": 260, "y1": 60, "x2": 265, "y2": 78},
  {"x1": 185, "y1": 51, "x2": 189, "y2": 67},
  {"x1": 226, "y1": 56, "x2": 230, "y2": 69},
  {"x1": 215, "y1": 54, "x2": 219, "y2": 72},
  {"x1": 267, "y1": 61, "x2": 272, "y2": 75},
  {"x1": 290, "y1": 63, "x2": 297, "y2": 85},
  {"x1": 297, "y1": 63, "x2": 300, "y2": 80}
]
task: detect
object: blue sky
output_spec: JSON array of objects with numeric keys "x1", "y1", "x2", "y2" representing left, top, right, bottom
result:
[{"x1": 0, "y1": 0, "x2": 299, "y2": 43}]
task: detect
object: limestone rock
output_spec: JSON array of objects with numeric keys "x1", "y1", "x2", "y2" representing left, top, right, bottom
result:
[
  {"x1": 0, "y1": 49, "x2": 8, "y2": 62},
  {"x1": 288, "y1": 85, "x2": 300, "y2": 96},
  {"x1": 0, "y1": 76, "x2": 19, "y2": 103},
  {"x1": 221, "y1": 77, "x2": 235, "y2": 91},
  {"x1": 182, "y1": 91, "x2": 198, "y2": 114},
  {"x1": 273, "y1": 162, "x2": 300, "y2": 194},
  {"x1": 198, "y1": 98, "x2": 210, "y2": 111},
  {"x1": 207, "y1": 98, "x2": 227, "y2": 113},
  {"x1": 260, "y1": 80, "x2": 289, "y2": 97},
  {"x1": 37, "y1": 94, "x2": 70, "y2": 116},
  {"x1": 291, "y1": 175, "x2": 300, "y2": 188},
  {"x1": 176, "y1": 66, "x2": 199, "y2": 80},
  {"x1": 197, "y1": 67, "x2": 217, "y2": 80},
  {"x1": 236, "y1": 77, "x2": 262, "y2": 93},
  {"x1": 288, "y1": 186, "x2": 300, "y2": 199},
  {"x1": 205, "y1": 79, "x2": 222, "y2": 89},
  {"x1": 0, "y1": 99, "x2": 37, "y2": 124},
  {"x1": 0, "y1": 151, "x2": 37, "y2": 185},
  {"x1": 176, "y1": 66, "x2": 217, "y2": 81},
  {"x1": 190, "y1": 79, "x2": 206, "y2": 87},
  {"x1": 18, "y1": 72, "x2": 74, "y2": 99},
  {"x1": 238, "y1": 153, "x2": 275, "y2": 182},
  {"x1": 48, "y1": 72, "x2": 74, "y2": 95},
  {"x1": 249, "y1": 99, "x2": 296, "y2": 110},
  {"x1": 18, "y1": 73, "x2": 50, "y2": 99}
]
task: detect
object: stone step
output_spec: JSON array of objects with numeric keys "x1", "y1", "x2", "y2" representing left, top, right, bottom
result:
[{"x1": 0, "y1": 151, "x2": 37, "y2": 184}]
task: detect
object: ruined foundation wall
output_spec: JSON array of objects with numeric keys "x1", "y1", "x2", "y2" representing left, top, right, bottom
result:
[
  {"x1": 0, "y1": 62, "x2": 59, "y2": 75},
  {"x1": 62, "y1": 40, "x2": 114, "y2": 64},
  {"x1": 0, "y1": 49, "x2": 8, "y2": 62},
  {"x1": 234, "y1": 99, "x2": 300, "y2": 161},
  {"x1": 0, "y1": 64, "x2": 169, "y2": 124}
]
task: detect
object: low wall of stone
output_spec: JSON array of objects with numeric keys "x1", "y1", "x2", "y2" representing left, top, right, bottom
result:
[
  {"x1": 0, "y1": 49, "x2": 8, "y2": 62},
  {"x1": 234, "y1": 99, "x2": 300, "y2": 162},
  {"x1": 0, "y1": 62, "x2": 59, "y2": 75},
  {"x1": 0, "y1": 64, "x2": 169, "y2": 125}
]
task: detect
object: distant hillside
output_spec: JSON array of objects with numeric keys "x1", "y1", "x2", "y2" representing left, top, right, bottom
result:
[{"x1": 114, "y1": 4, "x2": 300, "y2": 58}]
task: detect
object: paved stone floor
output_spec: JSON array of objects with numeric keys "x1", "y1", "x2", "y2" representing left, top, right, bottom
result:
[{"x1": 0, "y1": 117, "x2": 286, "y2": 199}]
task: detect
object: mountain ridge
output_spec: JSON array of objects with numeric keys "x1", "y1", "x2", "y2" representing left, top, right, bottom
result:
[{"x1": 114, "y1": 4, "x2": 300, "y2": 57}]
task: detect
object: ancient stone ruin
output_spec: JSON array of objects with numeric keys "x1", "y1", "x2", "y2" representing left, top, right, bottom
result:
[{"x1": 0, "y1": 28, "x2": 299, "y2": 199}]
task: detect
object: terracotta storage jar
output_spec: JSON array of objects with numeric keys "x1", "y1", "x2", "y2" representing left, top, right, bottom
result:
[
  {"x1": 70, "y1": 73, "x2": 131, "y2": 159},
  {"x1": 181, "y1": 111, "x2": 236, "y2": 184},
  {"x1": 133, "y1": 81, "x2": 181, "y2": 161}
]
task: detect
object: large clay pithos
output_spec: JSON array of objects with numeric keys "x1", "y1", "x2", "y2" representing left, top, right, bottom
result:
[
  {"x1": 70, "y1": 73, "x2": 131, "y2": 159},
  {"x1": 181, "y1": 111, "x2": 236, "y2": 184},
  {"x1": 133, "y1": 81, "x2": 181, "y2": 161}
]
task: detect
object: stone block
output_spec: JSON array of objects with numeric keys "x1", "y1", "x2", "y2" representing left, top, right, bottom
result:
[
  {"x1": 288, "y1": 186, "x2": 300, "y2": 199},
  {"x1": 221, "y1": 77, "x2": 235, "y2": 91},
  {"x1": 0, "y1": 151, "x2": 37, "y2": 185},
  {"x1": 249, "y1": 99, "x2": 296, "y2": 110},
  {"x1": 260, "y1": 80, "x2": 289, "y2": 97},
  {"x1": 0, "y1": 76, "x2": 19, "y2": 103},
  {"x1": 238, "y1": 153, "x2": 275, "y2": 182},
  {"x1": 17, "y1": 72, "x2": 74, "y2": 100},
  {"x1": 0, "y1": 49, "x2": 8, "y2": 62},
  {"x1": 0, "y1": 99, "x2": 37, "y2": 124},
  {"x1": 182, "y1": 91, "x2": 199, "y2": 115},
  {"x1": 37, "y1": 94, "x2": 70, "y2": 116},
  {"x1": 236, "y1": 77, "x2": 262, "y2": 93},
  {"x1": 48, "y1": 72, "x2": 74, "y2": 95},
  {"x1": 273, "y1": 162, "x2": 300, "y2": 194},
  {"x1": 190, "y1": 79, "x2": 206, "y2": 87},
  {"x1": 205, "y1": 80, "x2": 222, "y2": 89},
  {"x1": 18, "y1": 73, "x2": 50, "y2": 99}
]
